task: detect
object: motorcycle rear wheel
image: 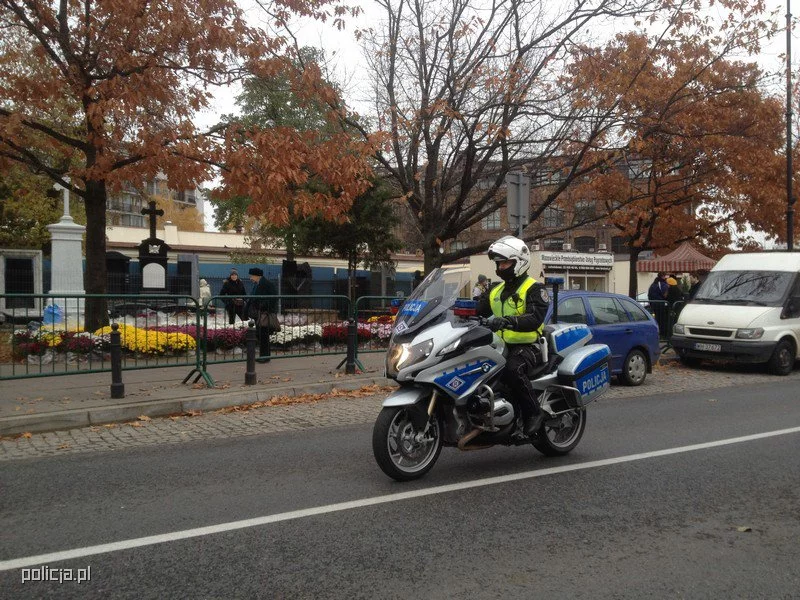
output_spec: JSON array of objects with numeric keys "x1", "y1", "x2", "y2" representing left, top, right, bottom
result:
[
  {"x1": 372, "y1": 406, "x2": 442, "y2": 481},
  {"x1": 532, "y1": 406, "x2": 586, "y2": 456}
]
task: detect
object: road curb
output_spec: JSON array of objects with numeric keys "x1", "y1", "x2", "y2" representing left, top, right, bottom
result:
[{"x1": 0, "y1": 375, "x2": 394, "y2": 437}]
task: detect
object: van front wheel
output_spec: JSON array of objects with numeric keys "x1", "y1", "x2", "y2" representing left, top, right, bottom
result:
[{"x1": 767, "y1": 340, "x2": 795, "y2": 376}]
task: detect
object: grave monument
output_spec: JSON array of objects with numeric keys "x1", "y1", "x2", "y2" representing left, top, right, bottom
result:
[
  {"x1": 138, "y1": 200, "x2": 171, "y2": 294},
  {"x1": 46, "y1": 179, "x2": 85, "y2": 317}
]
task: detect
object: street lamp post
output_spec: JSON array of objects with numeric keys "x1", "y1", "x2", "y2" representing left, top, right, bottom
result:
[{"x1": 788, "y1": 0, "x2": 795, "y2": 251}]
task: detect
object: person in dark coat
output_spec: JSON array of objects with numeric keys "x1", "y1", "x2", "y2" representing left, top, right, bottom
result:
[
  {"x1": 647, "y1": 272, "x2": 669, "y2": 335},
  {"x1": 246, "y1": 267, "x2": 278, "y2": 362},
  {"x1": 219, "y1": 268, "x2": 247, "y2": 324}
]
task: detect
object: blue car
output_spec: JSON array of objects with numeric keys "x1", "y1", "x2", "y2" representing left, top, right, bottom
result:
[{"x1": 545, "y1": 291, "x2": 661, "y2": 386}]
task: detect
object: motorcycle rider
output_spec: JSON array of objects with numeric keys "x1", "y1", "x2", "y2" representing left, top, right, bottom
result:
[{"x1": 478, "y1": 235, "x2": 551, "y2": 437}]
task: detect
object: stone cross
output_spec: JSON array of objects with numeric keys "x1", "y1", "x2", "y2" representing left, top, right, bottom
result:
[
  {"x1": 53, "y1": 176, "x2": 71, "y2": 219},
  {"x1": 141, "y1": 200, "x2": 164, "y2": 240}
]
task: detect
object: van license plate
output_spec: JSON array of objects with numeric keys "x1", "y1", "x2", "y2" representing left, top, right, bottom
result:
[{"x1": 694, "y1": 342, "x2": 722, "y2": 352}]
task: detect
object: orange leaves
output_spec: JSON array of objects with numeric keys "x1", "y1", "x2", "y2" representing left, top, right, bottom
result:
[{"x1": 219, "y1": 124, "x2": 372, "y2": 225}]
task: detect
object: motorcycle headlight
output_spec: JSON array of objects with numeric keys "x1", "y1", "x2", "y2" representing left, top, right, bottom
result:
[
  {"x1": 736, "y1": 328, "x2": 764, "y2": 339},
  {"x1": 673, "y1": 324, "x2": 685, "y2": 335},
  {"x1": 387, "y1": 338, "x2": 434, "y2": 375}
]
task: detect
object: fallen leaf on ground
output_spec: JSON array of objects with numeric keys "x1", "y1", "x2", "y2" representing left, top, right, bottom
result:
[
  {"x1": 20, "y1": 432, "x2": 32, "y2": 439},
  {"x1": 736, "y1": 526, "x2": 752, "y2": 533},
  {"x1": 191, "y1": 383, "x2": 206, "y2": 389},
  {"x1": 137, "y1": 415, "x2": 152, "y2": 422},
  {"x1": 14, "y1": 407, "x2": 21, "y2": 411},
  {"x1": 57, "y1": 443, "x2": 71, "y2": 450},
  {"x1": 94, "y1": 391, "x2": 105, "y2": 396},
  {"x1": 127, "y1": 421, "x2": 143, "y2": 428},
  {"x1": 103, "y1": 423, "x2": 118, "y2": 429},
  {"x1": 184, "y1": 410, "x2": 202, "y2": 417}
]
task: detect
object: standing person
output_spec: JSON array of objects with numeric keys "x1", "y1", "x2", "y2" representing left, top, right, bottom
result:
[
  {"x1": 220, "y1": 268, "x2": 246, "y2": 324},
  {"x1": 471, "y1": 274, "x2": 490, "y2": 300},
  {"x1": 666, "y1": 275, "x2": 684, "y2": 303},
  {"x1": 665, "y1": 274, "x2": 685, "y2": 325},
  {"x1": 647, "y1": 272, "x2": 669, "y2": 334},
  {"x1": 246, "y1": 267, "x2": 278, "y2": 363},
  {"x1": 198, "y1": 278, "x2": 212, "y2": 314},
  {"x1": 477, "y1": 236, "x2": 550, "y2": 437}
]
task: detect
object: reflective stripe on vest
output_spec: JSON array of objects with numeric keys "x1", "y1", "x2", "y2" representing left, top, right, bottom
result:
[{"x1": 488, "y1": 276, "x2": 543, "y2": 344}]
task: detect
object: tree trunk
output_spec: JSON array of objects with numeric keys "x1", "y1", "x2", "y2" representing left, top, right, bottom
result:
[
  {"x1": 628, "y1": 246, "x2": 642, "y2": 298},
  {"x1": 83, "y1": 180, "x2": 109, "y2": 331},
  {"x1": 423, "y1": 237, "x2": 441, "y2": 274}
]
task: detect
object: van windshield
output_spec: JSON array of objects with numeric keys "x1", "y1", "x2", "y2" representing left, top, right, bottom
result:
[{"x1": 693, "y1": 271, "x2": 793, "y2": 306}]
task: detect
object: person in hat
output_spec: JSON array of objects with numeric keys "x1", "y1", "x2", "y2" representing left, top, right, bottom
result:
[
  {"x1": 471, "y1": 274, "x2": 490, "y2": 301},
  {"x1": 219, "y1": 268, "x2": 246, "y2": 324},
  {"x1": 246, "y1": 267, "x2": 278, "y2": 362}
]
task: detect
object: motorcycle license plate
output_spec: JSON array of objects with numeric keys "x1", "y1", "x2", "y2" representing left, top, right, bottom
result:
[{"x1": 694, "y1": 342, "x2": 722, "y2": 352}]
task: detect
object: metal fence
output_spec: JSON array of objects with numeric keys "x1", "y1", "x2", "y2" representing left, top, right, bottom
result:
[
  {"x1": 0, "y1": 291, "x2": 406, "y2": 385},
  {"x1": 198, "y1": 294, "x2": 353, "y2": 385},
  {"x1": 0, "y1": 294, "x2": 202, "y2": 381}
]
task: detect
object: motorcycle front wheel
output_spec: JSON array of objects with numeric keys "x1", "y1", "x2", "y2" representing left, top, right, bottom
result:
[
  {"x1": 372, "y1": 406, "x2": 442, "y2": 481},
  {"x1": 532, "y1": 406, "x2": 586, "y2": 456}
]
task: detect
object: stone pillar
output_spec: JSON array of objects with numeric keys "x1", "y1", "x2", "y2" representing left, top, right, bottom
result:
[{"x1": 46, "y1": 182, "x2": 85, "y2": 320}]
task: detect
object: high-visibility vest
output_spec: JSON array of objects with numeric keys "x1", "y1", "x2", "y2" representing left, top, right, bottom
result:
[{"x1": 489, "y1": 276, "x2": 543, "y2": 344}]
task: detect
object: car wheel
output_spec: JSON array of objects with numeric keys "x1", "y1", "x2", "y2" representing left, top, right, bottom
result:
[
  {"x1": 767, "y1": 339, "x2": 795, "y2": 376},
  {"x1": 621, "y1": 349, "x2": 647, "y2": 386}
]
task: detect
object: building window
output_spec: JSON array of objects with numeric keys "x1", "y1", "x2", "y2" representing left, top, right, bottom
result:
[
  {"x1": 542, "y1": 207, "x2": 564, "y2": 228},
  {"x1": 611, "y1": 236, "x2": 627, "y2": 254},
  {"x1": 574, "y1": 200, "x2": 596, "y2": 224},
  {"x1": 575, "y1": 236, "x2": 596, "y2": 253},
  {"x1": 450, "y1": 241, "x2": 467, "y2": 252},
  {"x1": 481, "y1": 210, "x2": 502, "y2": 230},
  {"x1": 543, "y1": 238, "x2": 564, "y2": 250}
]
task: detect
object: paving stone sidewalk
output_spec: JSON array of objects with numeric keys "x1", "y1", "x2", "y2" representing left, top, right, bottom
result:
[
  {"x1": 0, "y1": 353, "x2": 389, "y2": 436},
  {"x1": 3, "y1": 359, "x2": 797, "y2": 462}
]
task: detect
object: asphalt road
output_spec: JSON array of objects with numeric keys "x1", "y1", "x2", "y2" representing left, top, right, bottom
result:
[{"x1": 2, "y1": 379, "x2": 799, "y2": 599}]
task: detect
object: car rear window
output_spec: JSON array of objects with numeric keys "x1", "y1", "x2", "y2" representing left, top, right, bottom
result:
[
  {"x1": 619, "y1": 298, "x2": 652, "y2": 322},
  {"x1": 587, "y1": 296, "x2": 630, "y2": 324}
]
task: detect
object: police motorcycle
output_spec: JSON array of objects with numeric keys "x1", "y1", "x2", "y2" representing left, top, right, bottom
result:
[{"x1": 372, "y1": 268, "x2": 612, "y2": 481}]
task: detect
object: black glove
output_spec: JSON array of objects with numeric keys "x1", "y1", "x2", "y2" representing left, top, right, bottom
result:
[{"x1": 486, "y1": 316, "x2": 513, "y2": 332}]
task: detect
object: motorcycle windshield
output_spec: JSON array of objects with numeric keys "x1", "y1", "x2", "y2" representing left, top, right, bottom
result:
[{"x1": 392, "y1": 268, "x2": 470, "y2": 338}]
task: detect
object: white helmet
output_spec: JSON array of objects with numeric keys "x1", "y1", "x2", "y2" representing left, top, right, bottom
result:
[{"x1": 487, "y1": 235, "x2": 530, "y2": 280}]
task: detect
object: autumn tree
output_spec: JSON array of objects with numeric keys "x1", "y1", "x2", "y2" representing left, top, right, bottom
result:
[
  {"x1": 151, "y1": 195, "x2": 205, "y2": 233},
  {"x1": 347, "y1": 0, "x2": 775, "y2": 272},
  {"x1": 0, "y1": 165, "x2": 86, "y2": 250},
  {"x1": 0, "y1": 0, "x2": 372, "y2": 330},
  {"x1": 294, "y1": 181, "x2": 401, "y2": 300},
  {"x1": 568, "y1": 33, "x2": 785, "y2": 295}
]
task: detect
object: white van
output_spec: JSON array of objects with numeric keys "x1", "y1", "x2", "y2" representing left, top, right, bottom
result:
[{"x1": 671, "y1": 252, "x2": 800, "y2": 375}]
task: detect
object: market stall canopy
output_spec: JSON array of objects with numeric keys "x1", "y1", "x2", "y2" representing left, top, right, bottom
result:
[{"x1": 636, "y1": 242, "x2": 717, "y2": 273}]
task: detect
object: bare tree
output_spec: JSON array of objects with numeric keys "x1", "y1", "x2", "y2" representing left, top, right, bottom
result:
[{"x1": 347, "y1": 0, "x2": 776, "y2": 271}]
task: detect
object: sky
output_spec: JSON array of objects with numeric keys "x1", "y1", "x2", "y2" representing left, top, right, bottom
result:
[{"x1": 197, "y1": 0, "x2": 799, "y2": 244}]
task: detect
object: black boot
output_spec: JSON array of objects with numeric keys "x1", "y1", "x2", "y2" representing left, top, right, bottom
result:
[{"x1": 523, "y1": 411, "x2": 545, "y2": 437}]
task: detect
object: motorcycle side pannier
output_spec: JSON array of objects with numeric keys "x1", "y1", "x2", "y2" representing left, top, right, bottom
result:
[{"x1": 556, "y1": 344, "x2": 611, "y2": 405}]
